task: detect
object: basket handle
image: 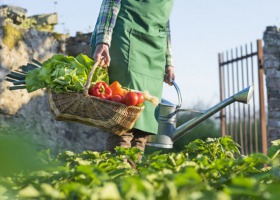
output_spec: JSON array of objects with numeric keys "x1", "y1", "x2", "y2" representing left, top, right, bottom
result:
[{"x1": 83, "y1": 59, "x2": 105, "y2": 96}]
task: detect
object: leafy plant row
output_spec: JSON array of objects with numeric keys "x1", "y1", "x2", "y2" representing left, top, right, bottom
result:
[{"x1": 0, "y1": 136, "x2": 279, "y2": 200}]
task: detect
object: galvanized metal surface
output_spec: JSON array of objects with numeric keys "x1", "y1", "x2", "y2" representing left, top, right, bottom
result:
[
  {"x1": 146, "y1": 81, "x2": 254, "y2": 149},
  {"x1": 172, "y1": 85, "x2": 253, "y2": 142},
  {"x1": 146, "y1": 81, "x2": 181, "y2": 148}
]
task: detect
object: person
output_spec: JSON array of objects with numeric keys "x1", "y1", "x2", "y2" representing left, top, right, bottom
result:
[{"x1": 90, "y1": 0, "x2": 175, "y2": 155}]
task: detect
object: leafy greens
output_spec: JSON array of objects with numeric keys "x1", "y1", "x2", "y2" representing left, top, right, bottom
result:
[{"x1": 25, "y1": 54, "x2": 108, "y2": 93}]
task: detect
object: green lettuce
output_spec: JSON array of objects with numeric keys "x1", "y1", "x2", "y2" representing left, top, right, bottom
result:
[
  {"x1": 25, "y1": 54, "x2": 108, "y2": 93},
  {"x1": 25, "y1": 68, "x2": 45, "y2": 92}
]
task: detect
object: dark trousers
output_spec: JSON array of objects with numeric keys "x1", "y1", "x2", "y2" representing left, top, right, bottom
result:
[{"x1": 106, "y1": 128, "x2": 150, "y2": 152}]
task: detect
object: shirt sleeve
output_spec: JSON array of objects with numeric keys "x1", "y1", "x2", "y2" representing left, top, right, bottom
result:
[
  {"x1": 166, "y1": 20, "x2": 174, "y2": 67},
  {"x1": 90, "y1": 0, "x2": 121, "y2": 47}
]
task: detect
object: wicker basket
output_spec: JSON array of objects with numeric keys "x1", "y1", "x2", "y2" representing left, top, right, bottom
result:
[{"x1": 47, "y1": 60, "x2": 144, "y2": 136}]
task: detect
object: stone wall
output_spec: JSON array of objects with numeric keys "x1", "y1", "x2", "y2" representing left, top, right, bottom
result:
[
  {"x1": 0, "y1": 5, "x2": 107, "y2": 155},
  {"x1": 263, "y1": 26, "x2": 280, "y2": 145}
]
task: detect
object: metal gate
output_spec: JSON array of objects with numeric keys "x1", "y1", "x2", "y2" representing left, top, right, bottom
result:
[{"x1": 218, "y1": 39, "x2": 267, "y2": 155}]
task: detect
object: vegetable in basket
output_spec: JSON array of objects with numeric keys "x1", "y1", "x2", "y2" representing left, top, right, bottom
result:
[
  {"x1": 88, "y1": 81, "x2": 112, "y2": 99},
  {"x1": 90, "y1": 80, "x2": 157, "y2": 107},
  {"x1": 124, "y1": 91, "x2": 140, "y2": 106},
  {"x1": 109, "y1": 95, "x2": 124, "y2": 104},
  {"x1": 7, "y1": 54, "x2": 109, "y2": 93},
  {"x1": 109, "y1": 81, "x2": 126, "y2": 96},
  {"x1": 6, "y1": 54, "x2": 159, "y2": 107}
]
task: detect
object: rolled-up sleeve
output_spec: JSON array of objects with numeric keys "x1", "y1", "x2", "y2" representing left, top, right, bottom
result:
[
  {"x1": 90, "y1": 0, "x2": 121, "y2": 47},
  {"x1": 166, "y1": 20, "x2": 174, "y2": 67}
]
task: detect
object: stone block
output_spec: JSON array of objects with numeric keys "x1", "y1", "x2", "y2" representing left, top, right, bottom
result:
[
  {"x1": 266, "y1": 78, "x2": 280, "y2": 88},
  {"x1": 66, "y1": 32, "x2": 92, "y2": 57},
  {"x1": 268, "y1": 111, "x2": 280, "y2": 118},
  {"x1": 267, "y1": 100, "x2": 280, "y2": 111},
  {"x1": 0, "y1": 5, "x2": 27, "y2": 25},
  {"x1": 263, "y1": 45, "x2": 280, "y2": 54},
  {"x1": 268, "y1": 128, "x2": 280, "y2": 140},
  {"x1": 266, "y1": 69, "x2": 280, "y2": 78},
  {"x1": 29, "y1": 13, "x2": 58, "y2": 26},
  {"x1": 267, "y1": 88, "x2": 280, "y2": 98},
  {"x1": 268, "y1": 119, "x2": 280, "y2": 127},
  {"x1": 265, "y1": 26, "x2": 278, "y2": 32},
  {"x1": 264, "y1": 55, "x2": 280, "y2": 71}
]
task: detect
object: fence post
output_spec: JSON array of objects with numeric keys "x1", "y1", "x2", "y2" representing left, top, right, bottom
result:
[
  {"x1": 218, "y1": 53, "x2": 226, "y2": 136},
  {"x1": 257, "y1": 39, "x2": 267, "y2": 155}
]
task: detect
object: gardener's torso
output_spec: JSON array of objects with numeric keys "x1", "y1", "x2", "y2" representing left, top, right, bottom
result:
[{"x1": 109, "y1": 0, "x2": 174, "y2": 134}]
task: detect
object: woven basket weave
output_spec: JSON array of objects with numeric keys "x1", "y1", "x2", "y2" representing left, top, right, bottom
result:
[{"x1": 47, "y1": 60, "x2": 144, "y2": 136}]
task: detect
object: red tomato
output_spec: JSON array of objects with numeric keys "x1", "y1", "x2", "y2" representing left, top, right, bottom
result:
[
  {"x1": 109, "y1": 95, "x2": 123, "y2": 104},
  {"x1": 120, "y1": 95, "x2": 126, "y2": 103},
  {"x1": 124, "y1": 92, "x2": 139, "y2": 106},
  {"x1": 136, "y1": 92, "x2": 145, "y2": 106}
]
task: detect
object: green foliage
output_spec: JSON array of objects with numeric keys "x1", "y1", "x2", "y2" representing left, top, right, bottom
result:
[
  {"x1": 25, "y1": 54, "x2": 108, "y2": 93},
  {"x1": 0, "y1": 136, "x2": 279, "y2": 200},
  {"x1": 173, "y1": 110, "x2": 220, "y2": 152}
]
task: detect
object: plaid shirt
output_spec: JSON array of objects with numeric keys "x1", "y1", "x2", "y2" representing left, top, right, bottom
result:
[{"x1": 91, "y1": 0, "x2": 173, "y2": 67}]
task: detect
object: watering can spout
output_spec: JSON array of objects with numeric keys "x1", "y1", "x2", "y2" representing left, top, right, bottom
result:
[
  {"x1": 146, "y1": 84, "x2": 254, "y2": 149},
  {"x1": 172, "y1": 84, "x2": 254, "y2": 142},
  {"x1": 232, "y1": 83, "x2": 254, "y2": 104}
]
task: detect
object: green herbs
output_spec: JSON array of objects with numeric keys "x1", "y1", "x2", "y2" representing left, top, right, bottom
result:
[{"x1": 25, "y1": 54, "x2": 108, "y2": 93}]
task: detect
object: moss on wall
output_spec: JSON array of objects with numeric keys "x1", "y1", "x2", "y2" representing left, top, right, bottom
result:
[
  {"x1": 2, "y1": 22, "x2": 22, "y2": 50},
  {"x1": 52, "y1": 32, "x2": 68, "y2": 40},
  {"x1": 19, "y1": 18, "x2": 55, "y2": 32},
  {"x1": 18, "y1": 17, "x2": 36, "y2": 29}
]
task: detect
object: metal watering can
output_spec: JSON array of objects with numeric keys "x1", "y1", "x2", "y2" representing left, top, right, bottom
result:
[{"x1": 146, "y1": 82, "x2": 254, "y2": 149}]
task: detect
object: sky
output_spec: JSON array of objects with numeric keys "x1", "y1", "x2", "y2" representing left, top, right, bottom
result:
[{"x1": 1, "y1": 0, "x2": 279, "y2": 109}]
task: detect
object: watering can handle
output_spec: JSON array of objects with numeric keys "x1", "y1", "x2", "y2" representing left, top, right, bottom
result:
[{"x1": 172, "y1": 81, "x2": 182, "y2": 109}]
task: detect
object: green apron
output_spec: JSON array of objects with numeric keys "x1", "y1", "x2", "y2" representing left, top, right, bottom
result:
[{"x1": 109, "y1": 0, "x2": 174, "y2": 134}]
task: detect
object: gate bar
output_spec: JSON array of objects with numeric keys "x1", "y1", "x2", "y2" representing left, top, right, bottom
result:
[{"x1": 257, "y1": 39, "x2": 267, "y2": 155}]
